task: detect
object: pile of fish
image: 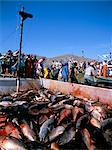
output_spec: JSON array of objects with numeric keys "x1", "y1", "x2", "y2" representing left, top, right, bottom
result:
[{"x1": 0, "y1": 88, "x2": 112, "y2": 150}]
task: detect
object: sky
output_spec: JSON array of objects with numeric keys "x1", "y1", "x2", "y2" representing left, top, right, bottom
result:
[{"x1": 0, "y1": 0, "x2": 112, "y2": 59}]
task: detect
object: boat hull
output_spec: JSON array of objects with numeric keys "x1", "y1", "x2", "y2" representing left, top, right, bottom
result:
[
  {"x1": 0, "y1": 78, "x2": 112, "y2": 108},
  {"x1": 42, "y1": 79, "x2": 112, "y2": 107}
]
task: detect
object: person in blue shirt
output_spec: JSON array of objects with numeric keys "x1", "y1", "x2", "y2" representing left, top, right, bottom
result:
[{"x1": 61, "y1": 62, "x2": 69, "y2": 82}]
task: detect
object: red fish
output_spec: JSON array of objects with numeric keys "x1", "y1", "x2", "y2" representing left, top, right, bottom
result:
[
  {"x1": 81, "y1": 128, "x2": 95, "y2": 150},
  {"x1": 58, "y1": 109, "x2": 71, "y2": 124},
  {"x1": 90, "y1": 117, "x2": 101, "y2": 128},
  {"x1": 72, "y1": 106, "x2": 84, "y2": 122},
  {"x1": 2, "y1": 123, "x2": 21, "y2": 139},
  {"x1": 0, "y1": 115, "x2": 7, "y2": 127},
  {"x1": 0, "y1": 136, "x2": 26, "y2": 150},
  {"x1": 51, "y1": 142, "x2": 60, "y2": 150},
  {"x1": 20, "y1": 122, "x2": 36, "y2": 141}
]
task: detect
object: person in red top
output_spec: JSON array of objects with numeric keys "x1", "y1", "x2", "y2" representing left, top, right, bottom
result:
[
  {"x1": 25, "y1": 55, "x2": 33, "y2": 78},
  {"x1": 102, "y1": 61, "x2": 108, "y2": 78}
]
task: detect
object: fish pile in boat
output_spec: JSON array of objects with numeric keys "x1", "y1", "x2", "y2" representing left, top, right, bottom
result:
[{"x1": 0, "y1": 88, "x2": 112, "y2": 150}]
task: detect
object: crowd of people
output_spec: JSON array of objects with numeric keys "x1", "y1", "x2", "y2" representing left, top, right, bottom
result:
[
  {"x1": 0, "y1": 50, "x2": 46, "y2": 78},
  {"x1": 0, "y1": 50, "x2": 112, "y2": 85}
]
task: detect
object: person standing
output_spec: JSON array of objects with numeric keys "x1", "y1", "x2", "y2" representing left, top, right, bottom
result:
[
  {"x1": 84, "y1": 62, "x2": 96, "y2": 85},
  {"x1": 61, "y1": 62, "x2": 69, "y2": 82},
  {"x1": 25, "y1": 55, "x2": 33, "y2": 78},
  {"x1": 44, "y1": 66, "x2": 49, "y2": 79},
  {"x1": 102, "y1": 61, "x2": 108, "y2": 78},
  {"x1": 19, "y1": 54, "x2": 25, "y2": 77},
  {"x1": 69, "y1": 62, "x2": 78, "y2": 83}
]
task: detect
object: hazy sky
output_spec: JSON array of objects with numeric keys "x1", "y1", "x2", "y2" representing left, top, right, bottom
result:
[{"x1": 0, "y1": 0, "x2": 112, "y2": 59}]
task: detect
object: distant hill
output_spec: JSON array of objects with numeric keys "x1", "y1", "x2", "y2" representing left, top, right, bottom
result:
[{"x1": 45, "y1": 54, "x2": 94, "y2": 65}]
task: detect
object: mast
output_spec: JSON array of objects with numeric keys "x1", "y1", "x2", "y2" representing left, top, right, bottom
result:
[
  {"x1": 18, "y1": 7, "x2": 24, "y2": 77},
  {"x1": 17, "y1": 7, "x2": 33, "y2": 93}
]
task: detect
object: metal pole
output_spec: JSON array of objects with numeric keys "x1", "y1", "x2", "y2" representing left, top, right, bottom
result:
[
  {"x1": 17, "y1": 7, "x2": 24, "y2": 93},
  {"x1": 19, "y1": 7, "x2": 24, "y2": 70},
  {"x1": 110, "y1": 37, "x2": 112, "y2": 61},
  {"x1": 16, "y1": 7, "x2": 33, "y2": 93}
]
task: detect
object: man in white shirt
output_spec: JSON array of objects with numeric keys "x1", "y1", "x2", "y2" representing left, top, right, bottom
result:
[{"x1": 84, "y1": 62, "x2": 96, "y2": 85}]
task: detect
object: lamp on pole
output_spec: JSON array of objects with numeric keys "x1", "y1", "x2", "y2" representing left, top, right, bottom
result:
[
  {"x1": 82, "y1": 50, "x2": 84, "y2": 58},
  {"x1": 17, "y1": 7, "x2": 33, "y2": 93}
]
